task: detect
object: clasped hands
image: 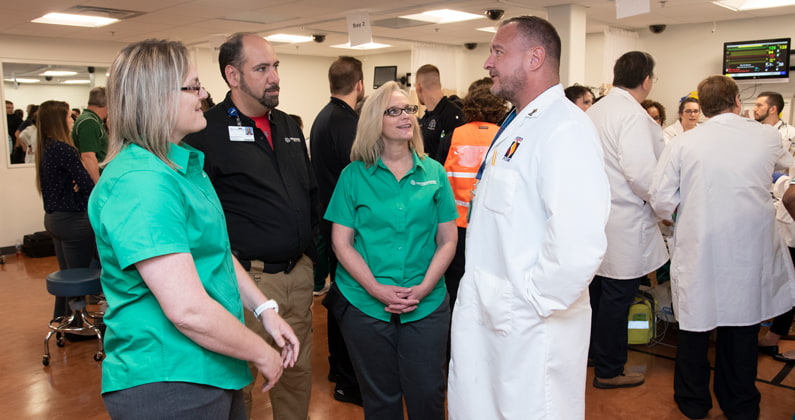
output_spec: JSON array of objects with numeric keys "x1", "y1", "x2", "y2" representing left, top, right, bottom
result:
[{"x1": 369, "y1": 283, "x2": 431, "y2": 314}]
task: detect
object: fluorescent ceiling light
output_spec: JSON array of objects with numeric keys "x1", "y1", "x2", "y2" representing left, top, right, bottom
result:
[
  {"x1": 40, "y1": 70, "x2": 77, "y2": 77},
  {"x1": 713, "y1": 0, "x2": 795, "y2": 10},
  {"x1": 4, "y1": 78, "x2": 40, "y2": 84},
  {"x1": 400, "y1": 9, "x2": 484, "y2": 24},
  {"x1": 62, "y1": 79, "x2": 91, "y2": 84},
  {"x1": 331, "y1": 42, "x2": 391, "y2": 50},
  {"x1": 265, "y1": 34, "x2": 313, "y2": 43},
  {"x1": 477, "y1": 26, "x2": 498, "y2": 33},
  {"x1": 32, "y1": 12, "x2": 119, "y2": 28}
]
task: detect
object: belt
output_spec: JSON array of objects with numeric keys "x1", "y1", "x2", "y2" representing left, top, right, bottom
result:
[{"x1": 239, "y1": 254, "x2": 303, "y2": 274}]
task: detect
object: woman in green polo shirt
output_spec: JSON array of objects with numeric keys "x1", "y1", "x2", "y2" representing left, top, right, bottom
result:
[
  {"x1": 324, "y1": 81, "x2": 458, "y2": 419},
  {"x1": 88, "y1": 39, "x2": 299, "y2": 420}
]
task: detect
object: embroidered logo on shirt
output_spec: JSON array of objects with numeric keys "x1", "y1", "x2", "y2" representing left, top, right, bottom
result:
[
  {"x1": 503, "y1": 136, "x2": 523, "y2": 162},
  {"x1": 411, "y1": 180, "x2": 437, "y2": 186},
  {"x1": 284, "y1": 137, "x2": 301, "y2": 143},
  {"x1": 427, "y1": 118, "x2": 437, "y2": 131}
]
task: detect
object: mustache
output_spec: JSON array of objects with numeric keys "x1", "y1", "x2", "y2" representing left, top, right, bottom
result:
[{"x1": 265, "y1": 84, "x2": 280, "y2": 93}]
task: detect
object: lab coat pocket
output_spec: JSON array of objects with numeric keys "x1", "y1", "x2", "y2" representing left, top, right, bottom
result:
[
  {"x1": 472, "y1": 268, "x2": 515, "y2": 335},
  {"x1": 483, "y1": 166, "x2": 518, "y2": 215}
]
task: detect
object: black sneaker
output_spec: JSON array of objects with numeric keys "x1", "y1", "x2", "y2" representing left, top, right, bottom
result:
[{"x1": 333, "y1": 386, "x2": 363, "y2": 406}]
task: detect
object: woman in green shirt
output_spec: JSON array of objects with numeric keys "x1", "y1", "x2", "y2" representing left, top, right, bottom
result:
[
  {"x1": 88, "y1": 39, "x2": 299, "y2": 420},
  {"x1": 325, "y1": 81, "x2": 458, "y2": 419}
]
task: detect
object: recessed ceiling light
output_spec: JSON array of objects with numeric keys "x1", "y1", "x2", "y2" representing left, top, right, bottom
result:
[
  {"x1": 265, "y1": 34, "x2": 313, "y2": 43},
  {"x1": 4, "y1": 78, "x2": 40, "y2": 84},
  {"x1": 40, "y1": 70, "x2": 78, "y2": 77},
  {"x1": 476, "y1": 26, "x2": 498, "y2": 33},
  {"x1": 400, "y1": 9, "x2": 484, "y2": 24},
  {"x1": 32, "y1": 12, "x2": 119, "y2": 28},
  {"x1": 62, "y1": 79, "x2": 91, "y2": 84},
  {"x1": 713, "y1": 0, "x2": 795, "y2": 10},
  {"x1": 330, "y1": 42, "x2": 391, "y2": 50}
]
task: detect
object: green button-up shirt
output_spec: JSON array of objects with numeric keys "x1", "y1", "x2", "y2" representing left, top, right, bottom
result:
[
  {"x1": 325, "y1": 151, "x2": 458, "y2": 323},
  {"x1": 88, "y1": 142, "x2": 251, "y2": 393}
]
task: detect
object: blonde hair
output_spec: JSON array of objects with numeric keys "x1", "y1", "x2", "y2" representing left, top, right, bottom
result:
[
  {"x1": 104, "y1": 39, "x2": 189, "y2": 168},
  {"x1": 350, "y1": 81, "x2": 424, "y2": 165},
  {"x1": 35, "y1": 100, "x2": 73, "y2": 194}
]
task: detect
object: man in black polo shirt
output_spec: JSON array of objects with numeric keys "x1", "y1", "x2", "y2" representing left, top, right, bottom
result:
[
  {"x1": 309, "y1": 56, "x2": 363, "y2": 406},
  {"x1": 415, "y1": 64, "x2": 464, "y2": 163},
  {"x1": 184, "y1": 32, "x2": 317, "y2": 420}
]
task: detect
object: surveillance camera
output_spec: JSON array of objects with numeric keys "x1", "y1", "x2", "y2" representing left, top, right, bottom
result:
[
  {"x1": 312, "y1": 34, "x2": 326, "y2": 43},
  {"x1": 484, "y1": 9, "x2": 504, "y2": 21},
  {"x1": 649, "y1": 24, "x2": 666, "y2": 34},
  {"x1": 45, "y1": 76, "x2": 53, "y2": 82},
  {"x1": 87, "y1": 66, "x2": 95, "y2": 74},
  {"x1": 464, "y1": 43, "x2": 477, "y2": 50}
]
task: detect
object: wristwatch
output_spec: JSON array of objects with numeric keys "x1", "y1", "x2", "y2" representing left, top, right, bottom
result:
[{"x1": 253, "y1": 299, "x2": 279, "y2": 319}]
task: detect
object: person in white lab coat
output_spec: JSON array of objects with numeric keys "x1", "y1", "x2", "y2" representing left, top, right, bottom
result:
[
  {"x1": 650, "y1": 75, "x2": 795, "y2": 420},
  {"x1": 448, "y1": 16, "x2": 610, "y2": 420},
  {"x1": 586, "y1": 51, "x2": 668, "y2": 389}
]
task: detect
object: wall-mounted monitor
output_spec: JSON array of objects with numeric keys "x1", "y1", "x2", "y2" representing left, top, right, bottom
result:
[
  {"x1": 722, "y1": 38, "x2": 790, "y2": 84},
  {"x1": 373, "y1": 65, "x2": 397, "y2": 89}
]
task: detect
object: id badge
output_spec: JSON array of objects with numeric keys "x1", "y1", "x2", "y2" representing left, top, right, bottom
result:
[{"x1": 228, "y1": 126, "x2": 255, "y2": 142}]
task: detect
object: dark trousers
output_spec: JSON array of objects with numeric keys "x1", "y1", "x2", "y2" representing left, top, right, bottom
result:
[
  {"x1": 674, "y1": 325, "x2": 760, "y2": 420},
  {"x1": 443, "y1": 226, "x2": 466, "y2": 310},
  {"x1": 103, "y1": 382, "x2": 246, "y2": 420},
  {"x1": 320, "y1": 220, "x2": 359, "y2": 392},
  {"x1": 336, "y1": 292, "x2": 450, "y2": 420},
  {"x1": 44, "y1": 211, "x2": 97, "y2": 319},
  {"x1": 770, "y1": 307, "x2": 795, "y2": 337},
  {"x1": 589, "y1": 274, "x2": 642, "y2": 378}
]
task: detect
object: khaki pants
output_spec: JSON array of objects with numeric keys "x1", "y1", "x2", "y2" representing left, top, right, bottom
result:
[{"x1": 243, "y1": 256, "x2": 313, "y2": 420}]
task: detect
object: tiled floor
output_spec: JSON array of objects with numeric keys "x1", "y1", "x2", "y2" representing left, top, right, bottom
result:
[{"x1": 1, "y1": 254, "x2": 793, "y2": 419}]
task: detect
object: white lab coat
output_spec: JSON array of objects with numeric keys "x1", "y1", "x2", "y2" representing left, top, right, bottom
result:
[
  {"x1": 448, "y1": 85, "x2": 610, "y2": 420},
  {"x1": 663, "y1": 120, "x2": 684, "y2": 144},
  {"x1": 587, "y1": 87, "x2": 668, "y2": 279},
  {"x1": 650, "y1": 112, "x2": 795, "y2": 331}
]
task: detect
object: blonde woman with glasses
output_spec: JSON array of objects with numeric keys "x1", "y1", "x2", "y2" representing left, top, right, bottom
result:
[
  {"x1": 324, "y1": 81, "x2": 458, "y2": 419},
  {"x1": 88, "y1": 39, "x2": 298, "y2": 419}
]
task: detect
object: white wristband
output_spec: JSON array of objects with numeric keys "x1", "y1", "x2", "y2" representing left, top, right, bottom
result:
[{"x1": 253, "y1": 299, "x2": 279, "y2": 319}]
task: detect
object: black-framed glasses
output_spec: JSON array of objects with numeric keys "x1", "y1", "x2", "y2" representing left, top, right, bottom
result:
[
  {"x1": 180, "y1": 84, "x2": 205, "y2": 96},
  {"x1": 384, "y1": 105, "x2": 419, "y2": 117}
]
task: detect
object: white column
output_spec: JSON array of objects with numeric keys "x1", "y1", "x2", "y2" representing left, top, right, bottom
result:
[{"x1": 546, "y1": 4, "x2": 587, "y2": 87}]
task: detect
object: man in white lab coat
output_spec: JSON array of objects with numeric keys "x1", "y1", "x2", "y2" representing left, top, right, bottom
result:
[
  {"x1": 448, "y1": 16, "x2": 610, "y2": 420},
  {"x1": 650, "y1": 75, "x2": 795, "y2": 420},
  {"x1": 586, "y1": 51, "x2": 668, "y2": 389}
]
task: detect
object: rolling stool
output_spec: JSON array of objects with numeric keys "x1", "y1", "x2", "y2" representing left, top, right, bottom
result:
[{"x1": 43, "y1": 268, "x2": 105, "y2": 366}]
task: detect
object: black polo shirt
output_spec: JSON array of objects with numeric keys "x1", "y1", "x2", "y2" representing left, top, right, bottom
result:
[
  {"x1": 184, "y1": 92, "x2": 318, "y2": 263},
  {"x1": 309, "y1": 97, "x2": 358, "y2": 212},
  {"x1": 419, "y1": 96, "x2": 464, "y2": 163}
]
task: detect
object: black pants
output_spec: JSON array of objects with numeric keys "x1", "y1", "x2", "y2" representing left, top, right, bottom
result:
[
  {"x1": 589, "y1": 274, "x2": 642, "y2": 378},
  {"x1": 103, "y1": 382, "x2": 246, "y2": 420},
  {"x1": 335, "y1": 291, "x2": 449, "y2": 420},
  {"x1": 443, "y1": 226, "x2": 466, "y2": 311},
  {"x1": 674, "y1": 325, "x2": 760, "y2": 420},
  {"x1": 44, "y1": 211, "x2": 97, "y2": 319}
]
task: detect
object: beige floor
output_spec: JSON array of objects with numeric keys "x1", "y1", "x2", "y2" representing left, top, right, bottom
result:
[{"x1": 1, "y1": 254, "x2": 793, "y2": 419}]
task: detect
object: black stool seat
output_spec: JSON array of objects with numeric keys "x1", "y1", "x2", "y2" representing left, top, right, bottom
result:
[
  {"x1": 46, "y1": 268, "x2": 102, "y2": 297},
  {"x1": 42, "y1": 267, "x2": 105, "y2": 366}
]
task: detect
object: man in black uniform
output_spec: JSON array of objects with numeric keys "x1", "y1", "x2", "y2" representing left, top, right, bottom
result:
[
  {"x1": 309, "y1": 56, "x2": 364, "y2": 406},
  {"x1": 184, "y1": 33, "x2": 316, "y2": 420},
  {"x1": 415, "y1": 64, "x2": 464, "y2": 163}
]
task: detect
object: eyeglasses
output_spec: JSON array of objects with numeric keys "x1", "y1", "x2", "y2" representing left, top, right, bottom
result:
[
  {"x1": 384, "y1": 105, "x2": 419, "y2": 117},
  {"x1": 683, "y1": 109, "x2": 700, "y2": 115},
  {"x1": 180, "y1": 84, "x2": 205, "y2": 96}
]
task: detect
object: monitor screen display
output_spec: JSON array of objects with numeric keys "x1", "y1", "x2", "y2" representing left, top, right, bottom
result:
[
  {"x1": 373, "y1": 66, "x2": 397, "y2": 89},
  {"x1": 723, "y1": 38, "x2": 791, "y2": 83}
]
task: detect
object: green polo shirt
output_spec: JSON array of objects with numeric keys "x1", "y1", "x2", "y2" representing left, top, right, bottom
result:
[
  {"x1": 88, "y1": 142, "x2": 251, "y2": 394},
  {"x1": 72, "y1": 109, "x2": 108, "y2": 162},
  {"x1": 324, "y1": 151, "x2": 458, "y2": 323}
]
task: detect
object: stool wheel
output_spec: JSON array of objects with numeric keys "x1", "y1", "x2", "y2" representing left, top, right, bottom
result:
[
  {"x1": 56, "y1": 332, "x2": 65, "y2": 347},
  {"x1": 94, "y1": 352, "x2": 105, "y2": 362},
  {"x1": 42, "y1": 355, "x2": 49, "y2": 366}
]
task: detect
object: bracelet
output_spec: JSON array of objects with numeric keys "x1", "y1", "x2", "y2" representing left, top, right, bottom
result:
[{"x1": 253, "y1": 299, "x2": 279, "y2": 319}]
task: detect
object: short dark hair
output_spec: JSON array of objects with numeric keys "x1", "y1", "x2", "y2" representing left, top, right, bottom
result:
[
  {"x1": 329, "y1": 56, "x2": 363, "y2": 96},
  {"x1": 697, "y1": 75, "x2": 738, "y2": 118},
  {"x1": 677, "y1": 97, "x2": 699, "y2": 115},
  {"x1": 612, "y1": 51, "x2": 655, "y2": 89},
  {"x1": 462, "y1": 86, "x2": 507, "y2": 124},
  {"x1": 759, "y1": 91, "x2": 785, "y2": 114},
  {"x1": 564, "y1": 85, "x2": 594, "y2": 103},
  {"x1": 218, "y1": 32, "x2": 252, "y2": 85},
  {"x1": 502, "y1": 16, "x2": 561, "y2": 68}
]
